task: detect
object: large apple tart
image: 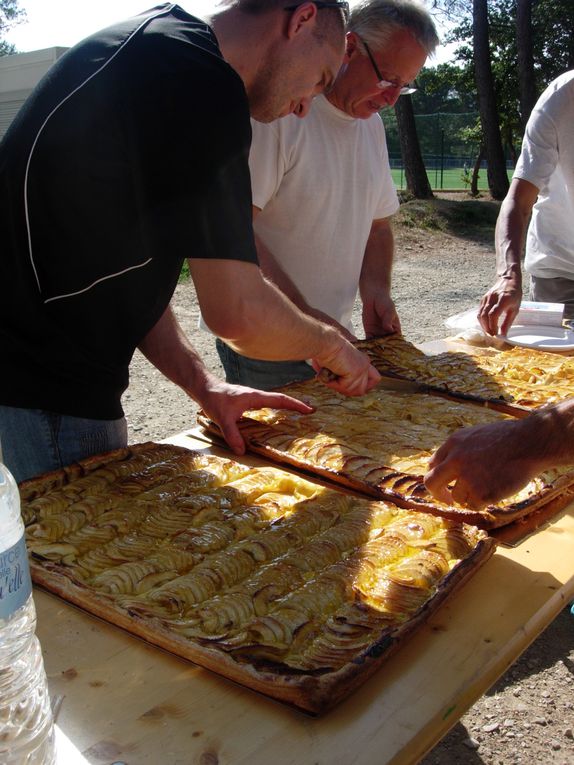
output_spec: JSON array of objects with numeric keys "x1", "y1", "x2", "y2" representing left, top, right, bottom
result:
[
  {"x1": 21, "y1": 442, "x2": 494, "y2": 714},
  {"x1": 198, "y1": 385, "x2": 574, "y2": 529},
  {"x1": 356, "y1": 334, "x2": 574, "y2": 413}
]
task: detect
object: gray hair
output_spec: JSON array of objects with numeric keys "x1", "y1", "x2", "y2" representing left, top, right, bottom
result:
[{"x1": 349, "y1": 0, "x2": 439, "y2": 57}]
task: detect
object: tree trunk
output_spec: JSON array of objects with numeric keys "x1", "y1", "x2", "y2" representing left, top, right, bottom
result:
[
  {"x1": 394, "y1": 95, "x2": 433, "y2": 199},
  {"x1": 470, "y1": 145, "x2": 485, "y2": 197},
  {"x1": 516, "y1": 0, "x2": 537, "y2": 132},
  {"x1": 472, "y1": 0, "x2": 509, "y2": 200}
]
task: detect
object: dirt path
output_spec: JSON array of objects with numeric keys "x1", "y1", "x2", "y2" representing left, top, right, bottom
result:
[{"x1": 124, "y1": 199, "x2": 574, "y2": 764}]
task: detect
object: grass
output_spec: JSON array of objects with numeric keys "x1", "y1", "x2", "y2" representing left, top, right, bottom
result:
[
  {"x1": 391, "y1": 167, "x2": 513, "y2": 192},
  {"x1": 396, "y1": 196, "x2": 500, "y2": 239},
  {"x1": 179, "y1": 260, "x2": 190, "y2": 282}
]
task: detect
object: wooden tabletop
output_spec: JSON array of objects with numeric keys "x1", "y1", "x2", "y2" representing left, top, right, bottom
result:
[{"x1": 35, "y1": 430, "x2": 574, "y2": 765}]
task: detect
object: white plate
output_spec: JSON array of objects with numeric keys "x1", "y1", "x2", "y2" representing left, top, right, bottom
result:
[{"x1": 499, "y1": 324, "x2": 574, "y2": 351}]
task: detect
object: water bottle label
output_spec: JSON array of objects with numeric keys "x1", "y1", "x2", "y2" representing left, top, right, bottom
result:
[{"x1": 0, "y1": 535, "x2": 32, "y2": 619}]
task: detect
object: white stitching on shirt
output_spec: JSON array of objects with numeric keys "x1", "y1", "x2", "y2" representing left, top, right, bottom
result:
[
  {"x1": 43, "y1": 258, "x2": 154, "y2": 304},
  {"x1": 24, "y1": 4, "x2": 176, "y2": 303}
]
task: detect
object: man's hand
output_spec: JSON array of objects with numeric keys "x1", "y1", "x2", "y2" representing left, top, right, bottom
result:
[
  {"x1": 478, "y1": 276, "x2": 522, "y2": 336},
  {"x1": 312, "y1": 338, "x2": 380, "y2": 397},
  {"x1": 199, "y1": 378, "x2": 314, "y2": 455},
  {"x1": 362, "y1": 292, "x2": 401, "y2": 338},
  {"x1": 423, "y1": 419, "x2": 540, "y2": 510}
]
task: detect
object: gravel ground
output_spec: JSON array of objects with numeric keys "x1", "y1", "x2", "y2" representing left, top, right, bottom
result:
[{"x1": 124, "y1": 196, "x2": 574, "y2": 764}]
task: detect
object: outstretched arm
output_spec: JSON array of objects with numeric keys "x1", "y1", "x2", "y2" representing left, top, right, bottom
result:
[
  {"x1": 478, "y1": 178, "x2": 539, "y2": 336},
  {"x1": 424, "y1": 398, "x2": 574, "y2": 509},
  {"x1": 192, "y1": 257, "x2": 379, "y2": 396},
  {"x1": 138, "y1": 305, "x2": 314, "y2": 454},
  {"x1": 359, "y1": 217, "x2": 400, "y2": 337}
]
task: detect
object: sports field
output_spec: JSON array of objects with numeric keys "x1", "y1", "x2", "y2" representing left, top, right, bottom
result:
[{"x1": 391, "y1": 166, "x2": 513, "y2": 191}]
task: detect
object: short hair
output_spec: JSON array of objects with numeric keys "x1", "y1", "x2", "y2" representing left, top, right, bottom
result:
[
  {"x1": 349, "y1": 0, "x2": 439, "y2": 57},
  {"x1": 221, "y1": 0, "x2": 340, "y2": 16},
  {"x1": 313, "y1": 6, "x2": 347, "y2": 47},
  {"x1": 223, "y1": 0, "x2": 346, "y2": 46}
]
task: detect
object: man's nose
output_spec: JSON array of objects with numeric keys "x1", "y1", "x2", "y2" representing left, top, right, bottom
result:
[{"x1": 294, "y1": 97, "x2": 312, "y2": 118}]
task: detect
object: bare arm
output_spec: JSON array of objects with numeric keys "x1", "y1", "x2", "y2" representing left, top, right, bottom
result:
[
  {"x1": 138, "y1": 305, "x2": 315, "y2": 454},
  {"x1": 190, "y1": 257, "x2": 380, "y2": 396},
  {"x1": 253, "y1": 206, "x2": 355, "y2": 341},
  {"x1": 359, "y1": 217, "x2": 400, "y2": 338},
  {"x1": 478, "y1": 178, "x2": 540, "y2": 336},
  {"x1": 424, "y1": 398, "x2": 574, "y2": 509}
]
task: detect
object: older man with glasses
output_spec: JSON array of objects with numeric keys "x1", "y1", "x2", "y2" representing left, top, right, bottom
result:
[
  {"x1": 0, "y1": 0, "x2": 385, "y2": 483},
  {"x1": 214, "y1": 0, "x2": 439, "y2": 390}
]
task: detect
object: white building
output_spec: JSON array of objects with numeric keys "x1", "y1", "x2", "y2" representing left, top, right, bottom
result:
[{"x1": 0, "y1": 47, "x2": 68, "y2": 140}]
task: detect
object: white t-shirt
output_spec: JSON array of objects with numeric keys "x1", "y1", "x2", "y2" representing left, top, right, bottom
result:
[
  {"x1": 514, "y1": 70, "x2": 574, "y2": 279},
  {"x1": 249, "y1": 95, "x2": 399, "y2": 331}
]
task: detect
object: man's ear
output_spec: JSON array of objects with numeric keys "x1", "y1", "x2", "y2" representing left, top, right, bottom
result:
[
  {"x1": 345, "y1": 31, "x2": 359, "y2": 60},
  {"x1": 285, "y1": 1, "x2": 319, "y2": 39}
]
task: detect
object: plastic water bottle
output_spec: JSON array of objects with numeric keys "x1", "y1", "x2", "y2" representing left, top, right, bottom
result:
[{"x1": 0, "y1": 459, "x2": 56, "y2": 764}]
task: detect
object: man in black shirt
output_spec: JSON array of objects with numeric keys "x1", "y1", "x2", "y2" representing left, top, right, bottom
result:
[{"x1": 0, "y1": 1, "x2": 379, "y2": 482}]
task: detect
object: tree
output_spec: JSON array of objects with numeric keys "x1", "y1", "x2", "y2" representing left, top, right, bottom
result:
[
  {"x1": 472, "y1": 0, "x2": 509, "y2": 199},
  {"x1": 0, "y1": 0, "x2": 26, "y2": 56},
  {"x1": 516, "y1": 0, "x2": 536, "y2": 132},
  {"x1": 440, "y1": 0, "x2": 574, "y2": 153},
  {"x1": 394, "y1": 94, "x2": 433, "y2": 199}
]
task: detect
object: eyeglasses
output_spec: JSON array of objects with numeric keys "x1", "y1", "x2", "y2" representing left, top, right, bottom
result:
[
  {"x1": 361, "y1": 39, "x2": 417, "y2": 96},
  {"x1": 284, "y1": 1, "x2": 350, "y2": 22}
]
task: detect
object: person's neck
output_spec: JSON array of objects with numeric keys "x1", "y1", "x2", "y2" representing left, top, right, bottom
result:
[{"x1": 210, "y1": 8, "x2": 278, "y2": 92}]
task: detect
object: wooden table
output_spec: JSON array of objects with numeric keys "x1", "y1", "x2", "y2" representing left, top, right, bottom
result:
[{"x1": 35, "y1": 429, "x2": 574, "y2": 765}]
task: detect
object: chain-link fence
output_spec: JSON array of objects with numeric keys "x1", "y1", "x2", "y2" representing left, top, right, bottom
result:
[{"x1": 382, "y1": 110, "x2": 514, "y2": 191}]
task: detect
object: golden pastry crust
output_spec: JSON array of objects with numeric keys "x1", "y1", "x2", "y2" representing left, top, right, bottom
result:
[
  {"x1": 357, "y1": 334, "x2": 574, "y2": 411},
  {"x1": 198, "y1": 381, "x2": 574, "y2": 528},
  {"x1": 22, "y1": 442, "x2": 494, "y2": 714}
]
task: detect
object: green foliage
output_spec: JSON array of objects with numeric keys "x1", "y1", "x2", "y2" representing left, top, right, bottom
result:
[
  {"x1": 179, "y1": 260, "x2": 190, "y2": 283},
  {"x1": 382, "y1": 109, "x2": 482, "y2": 161},
  {"x1": 440, "y1": 0, "x2": 574, "y2": 155},
  {"x1": 0, "y1": 0, "x2": 26, "y2": 56},
  {"x1": 0, "y1": 39, "x2": 15, "y2": 55}
]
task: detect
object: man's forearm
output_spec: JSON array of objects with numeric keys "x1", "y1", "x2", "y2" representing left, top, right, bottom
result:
[
  {"x1": 138, "y1": 305, "x2": 212, "y2": 399},
  {"x1": 191, "y1": 258, "x2": 346, "y2": 362},
  {"x1": 359, "y1": 219, "x2": 394, "y2": 300},
  {"x1": 523, "y1": 398, "x2": 574, "y2": 469},
  {"x1": 493, "y1": 178, "x2": 539, "y2": 283},
  {"x1": 494, "y1": 200, "x2": 526, "y2": 287}
]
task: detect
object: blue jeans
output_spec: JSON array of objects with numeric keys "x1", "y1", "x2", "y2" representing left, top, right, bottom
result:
[
  {"x1": 216, "y1": 338, "x2": 316, "y2": 390},
  {"x1": 0, "y1": 405, "x2": 128, "y2": 484},
  {"x1": 530, "y1": 275, "x2": 574, "y2": 320}
]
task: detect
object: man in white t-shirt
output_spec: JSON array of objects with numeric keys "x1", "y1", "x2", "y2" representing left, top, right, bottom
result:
[
  {"x1": 215, "y1": 0, "x2": 439, "y2": 389},
  {"x1": 479, "y1": 70, "x2": 574, "y2": 335}
]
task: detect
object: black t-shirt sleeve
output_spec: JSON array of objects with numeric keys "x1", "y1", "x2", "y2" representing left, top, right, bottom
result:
[{"x1": 119, "y1": 23, "x2": 258, "y2": 263}]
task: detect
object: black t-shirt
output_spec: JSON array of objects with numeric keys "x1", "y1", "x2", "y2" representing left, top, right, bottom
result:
[{"x1": 0, "y1": 3, "x2": 257, "y2": 419}]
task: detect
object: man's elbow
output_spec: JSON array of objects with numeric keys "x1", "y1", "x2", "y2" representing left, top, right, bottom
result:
[{"x1": 201, "y1": 300, "x2": 260, "y2": 350}]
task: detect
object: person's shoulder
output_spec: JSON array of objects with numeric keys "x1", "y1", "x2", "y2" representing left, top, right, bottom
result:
[
  {"x1": 251, "y1": 110, "x2": 308, "y2": 145},
  {"x1": 534, "y1": 70, "x2": 574, "y2": 116}
]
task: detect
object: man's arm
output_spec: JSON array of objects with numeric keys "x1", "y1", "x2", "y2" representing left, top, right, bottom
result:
[
  {"x1": 359, "y1": 217, "x2": 400, "y2": 338},
  {"x1": 138, "y1": 305, "x2": 316, "y2": 454},
  {"x1": 252, "y1": 207, "x2": 356, "y2": 341},
  {"x1": 424, "y1": 398, "x2": 574, "y2": 509},
  {"x1": 190, "y1": 257, "x2": 380, "y2": 395},
  {"x1": 478, "y1": 178, "x2": 540, "y2": 336}
]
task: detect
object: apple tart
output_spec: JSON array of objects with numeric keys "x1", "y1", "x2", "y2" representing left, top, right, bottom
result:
[
  {"x1": 356, "y1": 334, "x2": 574, "y2": 412},
  {"x1": 21, "y1": 442, "x2": 494, "y2": 714},
  {"x1": 198, "y1": 385, "x2": 574, "y2": 528}
]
